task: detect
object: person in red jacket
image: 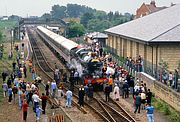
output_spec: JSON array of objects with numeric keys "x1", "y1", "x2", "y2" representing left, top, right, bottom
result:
[{"x1": 22, "y1": 99, "x2": 28, "y2": 122}]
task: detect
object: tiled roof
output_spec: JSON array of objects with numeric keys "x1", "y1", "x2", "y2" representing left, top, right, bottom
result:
[{"x1": 105, "y1": 4, "x2": 180, "y2": 43}]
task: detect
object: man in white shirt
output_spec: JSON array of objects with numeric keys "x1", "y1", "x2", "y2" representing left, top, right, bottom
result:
[
  {"x1": 32, "y1": 92, "x2": 42, "y2": 112},
  {"x1": 65, "y1": 89, "x2": 72, "y2": 108}
]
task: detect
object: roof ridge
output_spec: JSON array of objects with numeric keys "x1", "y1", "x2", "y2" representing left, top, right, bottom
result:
[{"x1": 149, "y1": 23, "x2": 180, "y2": 42}]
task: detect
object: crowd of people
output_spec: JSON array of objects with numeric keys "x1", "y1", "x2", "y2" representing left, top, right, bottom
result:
[
  {"x1": 1, "y1": 43, "x2": 49, "y2": 122},
  {"x1": 78, "y1": 42, "x2": 155, "y2": 122}
]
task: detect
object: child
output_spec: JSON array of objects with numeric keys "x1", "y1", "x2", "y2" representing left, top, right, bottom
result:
[{"x1": 36, "y1": 105, "x2": 43, "y2": 121}]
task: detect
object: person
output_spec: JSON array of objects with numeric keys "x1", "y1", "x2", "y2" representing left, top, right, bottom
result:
[
  {"x1": 40, "y1": 93, "x2": 48, "y2": 114},
  {"x1": 69, "y1": 74, "x2": 74, "y2": 92},
  {"x1": 18, "y1": 88, "x2": 23, "y2": 109},
  {"x1": 146, "y1": 89, "x2": 152, "y2": 104},
  {"x1": 113, "y1": 84, "x2": 120, "y2": 101},
  {"x1": 129, "y1": 77, "x2": 135, "y2": 94},
  {"x1": 27, "y1": 91, "x2": 33, "y2": 105},
  {"x1": 174, "y1": 69, "x2": 179, "y2": 89},
  {"x1": 84, "y1": 84, "x2": 89, "y2": 101},
  {"x1": 104, "y1": 83, "x2": 111, "y2": 102},
  {"x1": 146, "y1": 103, "x2": 155, "y2": 122},
  {"x1": 12, "y1": 60, "x2": 16, "y2": 71},
  {"x1": 8, "y1": 86, "x2": 13, "y2": 104},
  {"x1": 36, "y1": 105, "x2": 44, "y2": 121},
  {"x1": 2, "y1": 71, "x2": 8, "y2": 82},
  {"x1": 88, "y1": 84, "x2": 93, "y2": 101},
  {"x1": 122, "y1": 80, "x2": 129, "y2": 98},
  {"x1": 74, "y1": 70, "x2": 79, "y2": 85},
  {"x1": 12, "y1": 85, "x2": 18, "y2": 103},
  {"x1": 2, "y1": 81, "x2": 8, "y2": 97},
  {"x1": 134, "y1": 93, "x2": 141, "y2": 113},
  {"x1": 57, "y1": 87, "x2": 64, "y2": 105},
  {"x1": 51, "y1": 80, "x2": 57, "y2": 98},
  {"x1": 32, "y1": 92, "x2": 42, "y2": 112},
  {"x1": 65, "y1": 89, "x2": 72, "y2": 108},
  {"x1": 23, "y1": 65, "x2": 27, "y2": 78},
  {"x1": 140, "y1": 91, "x2": 146, "y2": 110},
  {"x1": 7, "y1": 77, "x2": 12, "y2": 88},
  {"x1": 78, "y1": 85, "x2": 85, "y2": 107},
  {"x1": 22, "y1": 99, "x2": 28, "y2": 122},
  {"x1": 45, "y1": 81, "x2": 50, "y2": 96}
]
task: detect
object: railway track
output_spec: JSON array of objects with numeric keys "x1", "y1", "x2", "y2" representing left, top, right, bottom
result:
[
  {"x1": 27, "y1": 28, "x2": 59, "y2": 108},
  {"x1": 95, "y1": 92, "x2": 138, "y2": 122},
  {"x1": 27, "y1": 27, "x2": 138, "y2": 122}
]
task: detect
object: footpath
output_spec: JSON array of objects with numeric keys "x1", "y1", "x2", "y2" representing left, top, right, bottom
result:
[{"x1": 0, "y1": 34, "x2": 36, "y2": 122}]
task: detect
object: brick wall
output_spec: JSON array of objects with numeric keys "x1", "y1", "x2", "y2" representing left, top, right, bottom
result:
[
  {"x1": 136, "y1": 4, "x2": 149, "y2": 18},
  {"x1": 139, "y1": 72, "x2": 180, "y2": 112}
]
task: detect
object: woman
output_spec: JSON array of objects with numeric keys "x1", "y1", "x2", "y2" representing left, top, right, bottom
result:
[{"x1": 113, "y1": 84, "x2": 120, "y2": 101}]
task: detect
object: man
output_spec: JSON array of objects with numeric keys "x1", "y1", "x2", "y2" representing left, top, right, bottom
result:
[
  {"x1": 146, "y1": 103, "x2": 155, "y2": 122},
  {"x1": 84, "y1": 84, "x2": 89, "y2": 101},
  {"x1": 122, "y1": 80, "x2": 129, "y2": 98},
  {"x1": 22, "y1": 99, "x2": 28, "y2": 122},
  {"x1": 23, "y1": 65, "x2": 27, "y2": 78},
  {"x1": 8, "y1": 86, "x2": 13, "y2": 104},
  {"x1": 12, "y1": 85, "x2": 18, "y2": 103},
  {"x1": 104, "y1": 83, "x2": 111, "y2": 102},
  {"x1": 146, "y1": 89, "x2": 152, "y2": 104},
  {"x1": 134, "y1": 93, "x2": 141, "y2": 113},
  {"x1": 32, "y1": 92, "x2": 42, "y2": 112},
  {"x1": 69, "y1": 74, "x2": 74, "y2": 92},
  {"x1": 12, "y1": 60, "x2": 16, "y2": 71},
  {"x1": 74, "y1": 70, "x2": 79, "y2": 85},
  {"x1": 40, "y1": 93, "x2": 48, "y2": 114},
  {"x1": 113, "y1": 84, "x2": 120, "y2": 101},
  {"x1": 51, "y1": 80, "x2": 57, "y2": 98},
  {"x1": 2, "y1": 82, "x2": 8, "y2": 97},
  {"x1": 45, "y1": 82, "x2": 50, "y2": 96},
  {"x1": 65, "y1": 89, "x2": 72, "y2": 108},
  {"x1": 2, "y1": 71, "x2": 8, "y2": 82},
  {"x1": 88, "y1": 84, "x2": 93, "y2": 101},
  {"x1": 78, "y1": 85, "x2": 85, "y2": 107}
]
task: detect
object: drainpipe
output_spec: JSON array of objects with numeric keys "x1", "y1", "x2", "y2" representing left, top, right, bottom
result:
[{"x1": 156, "y1": 45, "x2": 159, "y2": 77}]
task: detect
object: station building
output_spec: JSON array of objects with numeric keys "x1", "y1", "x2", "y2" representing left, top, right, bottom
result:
[{"x1": 105, "y1": 4, "x2": 180, "y2": 72}]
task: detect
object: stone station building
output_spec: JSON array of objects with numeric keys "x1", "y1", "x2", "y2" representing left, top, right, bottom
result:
[{"x1": 105, "y1": 4, "x2": 180, "y2": 73}]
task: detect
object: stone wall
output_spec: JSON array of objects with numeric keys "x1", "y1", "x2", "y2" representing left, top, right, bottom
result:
[{"x1": 139, "y1": 72, "x2": 180, "y2": 112}]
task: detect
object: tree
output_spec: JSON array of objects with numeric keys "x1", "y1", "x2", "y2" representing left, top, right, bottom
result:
[
  {"x1": 80, "y1": 13, "x2": 94, "y2": 27},
  {"x1": 67, "y1": 21, "x2": 85, "y2": 38},
  {"x1": 51, "y1": 5, "x2": 67, "y2": 19},
  {"x1": 41, "y1": 13, "x2": 51, "y2": 21},
  {"x1": 0, "y1": 31, "x2": 2, "y2": 42},
  {"x1": 87, "y1": 19, "x2": 112, "y2": 32},
  {"x1": 94, "y1": 11, "x2": 107, "y2": 20},
  {"x1": 107, "y1": 11, "x2": 114, "y2": 21}
]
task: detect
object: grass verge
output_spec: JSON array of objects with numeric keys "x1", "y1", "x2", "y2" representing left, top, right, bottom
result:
[{"x1": 152, "y1": 97, "x2": 180, "y2": 122}]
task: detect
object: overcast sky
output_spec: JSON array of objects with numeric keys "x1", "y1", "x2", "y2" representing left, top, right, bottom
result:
[{"x1": 0, "y1": 0, "x2": 179, "y2": 17}]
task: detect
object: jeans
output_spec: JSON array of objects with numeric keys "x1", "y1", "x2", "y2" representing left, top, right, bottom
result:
[
  {"x1": 147, "y1": 114, "x2": 154, "y2": 122},
  {"x1": 32, "y1": 73, "x2": 36, "y2": 80},
  {"x1": 134, "y1": 104, "x2": 141, "y2": 113},
  {"x1": 18, "y1": 96, "x2": 22, "y2": 108},
  {"x1": 66, "y1": 97, "x2": 72, "y2": 107}
]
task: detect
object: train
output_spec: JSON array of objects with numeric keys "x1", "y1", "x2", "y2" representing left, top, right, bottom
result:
[{"x1": 36, "y1": 26, "x2": 107, "y2": 88}]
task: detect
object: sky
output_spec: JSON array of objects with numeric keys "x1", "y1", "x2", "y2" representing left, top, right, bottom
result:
[{"x1": 0, "y1": 0, "x2": 180, "y2": 17}]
